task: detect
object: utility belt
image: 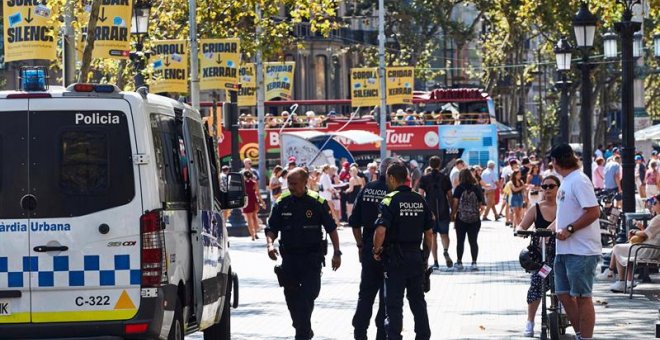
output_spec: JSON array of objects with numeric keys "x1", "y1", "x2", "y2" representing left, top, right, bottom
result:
[{"x1": 279, "y1": 242, "x2": 326, "y2": 255}]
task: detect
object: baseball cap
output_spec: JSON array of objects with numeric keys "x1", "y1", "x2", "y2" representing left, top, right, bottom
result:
[
  {"x1": 288, "y1": 156, "x2": 297, "y2": 163},
  {"x1": 635, "y1": 155, "x2": 642, "y2": 161},
  {"x1": 221, "y1": 165, "x2": 230, "y2": 171},
  {"x1": 550, "y1": 143, "x2": 575, "y2": 160},
  {"x1": 653, "y1": 150, "x2": 659, "y2": 155}
]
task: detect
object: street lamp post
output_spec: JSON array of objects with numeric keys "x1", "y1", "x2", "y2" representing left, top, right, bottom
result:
[
  {"x1": 572, "y1": 2, "x2": 597, "y2": 180},
  {"x1": 130, "y1": 1, "x2": 151, "y2": 88},
  {"x1": 654, "y1": 33, "x2": 660, "y2": 59},
  {"x1": 554, "y1": 37, "x2": 573, "y2": 145},
  {"x1": 615, "y1": 0, "x2": 642, "y2": 215},
  {"x1": 516, "y1": 110, "x2": 524, "y2": 148}
]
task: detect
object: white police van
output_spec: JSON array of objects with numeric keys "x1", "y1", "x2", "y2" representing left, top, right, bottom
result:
[{"x1": 0, "y1": 68, "x2": 244, "y2": 339}]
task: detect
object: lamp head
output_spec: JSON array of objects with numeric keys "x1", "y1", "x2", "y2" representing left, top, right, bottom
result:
[{"x1": 572, "y1": 2, "x2": 598, "y2": 49}]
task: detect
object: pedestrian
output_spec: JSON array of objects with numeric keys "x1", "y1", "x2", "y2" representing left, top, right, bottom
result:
[
  {"x1": 345, "y1": 166, "x2": 364, "y2": 218},
  {"x1": 636, "y1": 155, "x2": 647, "y2": 198},
  {"x1": 592, "y1": 157, "x2": 605, "y2": 191},
  {"x1": 243, "y1": 158, "x2": 260, "y2": 182},
  {"x1": 526, "y1": 164, "x2": 542, "y2": 207},
  {"x1": 365, "y1": 162, "x2": 379, "y2": 182},
  {"x1": 221, "y1": 165, "x2": 231, "y2": 220},
  {"x1": 481, "y1": 160, "x2": 499, "y2": 221},
  {"x1": 372, "y1": 162, "x2": 433, "y2": 340},
  {"x1": 508, "y1": 169, "x2": 526, "y2": 228},
  {"x1": 451, "y1": 169, "x2": 485, "y2": 271},
  {"x1": 265, "y1": 168, "x2": 342, "y2": 340},
  {"x1": 279, "y1": 169, "x2": 289, "y2": 191},
  {"x1": 307, "y1": 168, "x2": 320, "y2": 192},
  {"x1": 270, "y1": 165, "x2": 284, "y2": 202},
  {"x1": 243, "y1": 170, "x2": 263, "y2": 241},
  {"x1": 418, "y1": 155, "x2": 454, "y2": 270},
  {"x1": 349, "y1": 157, "x2": 401, "y2": 340},
  {"x1": 515, "y1": 175, "x2": 560, "y2": 337},
  {"x1": 550, "y1": 144, "x2": 601, "y2": 340},
  {"x1": 645, "y1": 160, "x2": 660, "y2": 196},
  {"x1": 409, "y1": 160, "x2": 422, "y2": 191},
  {"x1": 450, "y1": 158, "x2": 466, "y2": 191},
  {"x1": 603, "y1": 155, "x2": 622, "y2": 208}
]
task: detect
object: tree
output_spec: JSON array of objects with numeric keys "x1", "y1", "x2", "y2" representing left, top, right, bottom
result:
[{"x1": 38, "y1": 0, "x2": 340, "y2": 89}]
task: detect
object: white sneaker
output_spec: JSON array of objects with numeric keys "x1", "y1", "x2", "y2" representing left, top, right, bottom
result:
[
  {"x1": 523, "y1": 321, "x2": 534, "y2": 337},
  {"x1": 627, "y1": 280, "x2": 638, "y2": 288},
  {"x1": 455, "y1": 263, "x2": 464, "y2": 271},
  {"x1": 596, "y1": 268, "x2": 614, "y2": 281},
  {"x1": 609, "y1": 280, "x2": 626, "y2": 292},
  {"x1": 470, "y1": 263, "x2": 479, "y2": 271}
]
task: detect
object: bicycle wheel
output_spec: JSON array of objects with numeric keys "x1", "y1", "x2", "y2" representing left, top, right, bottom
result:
[{"x1": 548, "y1": 311, "x2": 560, "y2": 340}]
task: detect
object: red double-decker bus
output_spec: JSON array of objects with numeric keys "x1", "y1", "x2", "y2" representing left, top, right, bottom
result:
[{"x1": 200, "y1": 88, "x2": 509, "y2": 169}]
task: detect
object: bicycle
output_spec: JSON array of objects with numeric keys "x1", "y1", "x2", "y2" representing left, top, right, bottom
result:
[{"x1": 515, "y1": 228, "x2": 570, "y2": 340}]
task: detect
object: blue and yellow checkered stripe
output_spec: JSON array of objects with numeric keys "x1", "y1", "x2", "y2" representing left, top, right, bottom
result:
[{"x1": 0, "y1": 255, "x2": 141, "y2": 288}]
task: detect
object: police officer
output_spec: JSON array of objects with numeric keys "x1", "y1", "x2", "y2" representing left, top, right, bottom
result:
[
  {"x1": 350, "y1": 157, "x2": 401, "y2": 340},
  {"x1": 266, "y1": 167, "x2": 342, "y2": 340},
  {"x1": 372, "y1": 163, "x2": 434, "y2": 340}
]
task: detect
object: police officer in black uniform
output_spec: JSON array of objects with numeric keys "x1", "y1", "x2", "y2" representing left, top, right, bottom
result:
[
  {"x1": 350, "y1": 157, "x2": 401, "y2": 340},
  {"x1": 266, "y1": 167, "x2": 342, "y2": 340},
  {"x1": 372, "y1": 162, "x2": 434, "y2": 340}
]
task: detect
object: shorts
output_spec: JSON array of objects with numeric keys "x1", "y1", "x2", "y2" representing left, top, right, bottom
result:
[
  {"x1": 432, "y1": 219, "x2": 450, "y2": 234},
  {"x1": 554, "y1": 254, "x2": 600, "y2": 297},
  {"x1": 605, "y1": 188, "x2": 622, "y2": 201},
  {"x1": 509, "y1": 193, "x2": 524, "y2": 208}
]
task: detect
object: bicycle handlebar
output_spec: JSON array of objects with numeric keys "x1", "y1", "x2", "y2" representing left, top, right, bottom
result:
[{"x1": 514, "y1": 228, "x2": 555, "y2": 238}]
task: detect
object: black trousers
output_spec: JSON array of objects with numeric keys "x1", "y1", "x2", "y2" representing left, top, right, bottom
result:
[
  {"x1": 455, "y1": 219, "x2": 481, "y2": 263},
  {"x1": 383, "y1": 251, "x2": 431, "y2": 340},
  {"x1": 281, "y1": 253, "x2": 323, "y2": 340},
  {"x1": 352, "y1": 242, "x2": 386, "y2": 340}
]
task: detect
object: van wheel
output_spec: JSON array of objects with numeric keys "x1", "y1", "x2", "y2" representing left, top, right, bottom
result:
[
  {"x1": 203, "y1": 285, "x2": 230, "y2": 340},
  {"x1": 168, "y1": 298, "x2": 184, "y2": 340}
]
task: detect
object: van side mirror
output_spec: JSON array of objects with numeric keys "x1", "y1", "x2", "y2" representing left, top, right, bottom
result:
[{"x1": 223, "y1": 172, "x2": 245, "y2": 210}]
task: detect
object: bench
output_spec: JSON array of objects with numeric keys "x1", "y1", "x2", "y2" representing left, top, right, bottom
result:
[{"x1": 624, "y1": 243, "x2": 660, "y2": 299}]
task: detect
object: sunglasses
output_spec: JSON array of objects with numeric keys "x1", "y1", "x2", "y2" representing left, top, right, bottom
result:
[{"x1": 541, "y1": 184, "x2": 558, "y2": 190}]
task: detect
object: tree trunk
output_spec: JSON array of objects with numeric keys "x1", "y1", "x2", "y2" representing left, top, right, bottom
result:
[
  {"x1": 78, "y1": 0, "x2": 102, "y2": 83},
  {"x1": 115, "y1": 59, "x2": 127, "y2": 90}
]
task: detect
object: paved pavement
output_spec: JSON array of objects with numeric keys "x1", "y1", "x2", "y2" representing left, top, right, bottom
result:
[{"x1": 190, "y1": 220, "x2": 659, "y2": 339}]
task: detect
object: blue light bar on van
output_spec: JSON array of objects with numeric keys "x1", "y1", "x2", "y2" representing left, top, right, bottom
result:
[
  {"x1": 20, "y1": 67, "x2": 47, "y2": 92},
  {"x1": 94, "y1": 85, "x2": 115, "y2": 93}
]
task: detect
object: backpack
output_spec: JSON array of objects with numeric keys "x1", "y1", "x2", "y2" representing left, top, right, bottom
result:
[{"x1": 458, "y1": 186, "x2": 480, "y2": 223}]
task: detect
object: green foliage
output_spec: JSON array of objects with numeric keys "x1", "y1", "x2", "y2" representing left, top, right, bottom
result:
[{"x1": 38, "y1": 0, "x2": 340, "y2": 89}]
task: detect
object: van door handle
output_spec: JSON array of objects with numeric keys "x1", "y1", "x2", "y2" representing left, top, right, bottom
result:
[{"x1": 33, "y1": 245, "x2": 69, "y2": 252}]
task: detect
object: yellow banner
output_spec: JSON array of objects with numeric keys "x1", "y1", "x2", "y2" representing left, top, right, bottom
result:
[
  {"x1": 237, "y1": 63, "x2": 256, "y2": 107},
  {"x1": 3, "y1": 1, "x2": 56, "y2": 62},
  {"x1": 86, "y1": 0, "x2": 133, "y2": 59},
  {"x1": 200, "y1": 38, "x2": 241, "y2": 91},
  {"x1": 149, "y1": 40, "x2": 188, "y2": 94},
  {"x1": 385, "y1": 66, "x2": 414, "y2": 105},
  {"x1": 264, "y1": 62, "x2": 295, "y2": 101},
  {"x1": 350, "y1": 67, "x2": 379, "y2": 108}
]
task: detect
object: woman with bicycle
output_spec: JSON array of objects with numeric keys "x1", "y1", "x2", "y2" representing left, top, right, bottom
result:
[{"x1": 516, "y1": 175, "x2": 561, "y2": 337}]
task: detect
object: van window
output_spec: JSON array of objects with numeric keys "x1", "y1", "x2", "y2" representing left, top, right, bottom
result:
[
  {"x1": 186, "y1": 117, "x2": 212, "y2": 210},
  {"x1": 0, "y1": 111, "x2": 29, "y2": 219},
  {"x1": 29, "y1": 110, "x2": 135, "y2": 218},
  {"x1": 60, "y1": 131, "x2": 109, "y2": 194},
  {"x1": 151, "y1": 114, "x2": 189, "y2": 205}
]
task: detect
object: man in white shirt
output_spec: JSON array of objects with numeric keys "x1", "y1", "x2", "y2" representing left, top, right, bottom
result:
[
  {"x1": 449, "y1": 158, "x2": 466, "y2": 191},
  {"x1": 550, "y1": 144, "x2": 601, "y2": 340},
  {"x1": 481, "y1": 161, "x2": 499, "y2": 221}
]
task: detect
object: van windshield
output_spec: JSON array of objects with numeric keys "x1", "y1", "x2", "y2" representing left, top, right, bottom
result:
[{"x1": 11, "y1": 110, "x2": 135, "y2": 218}]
